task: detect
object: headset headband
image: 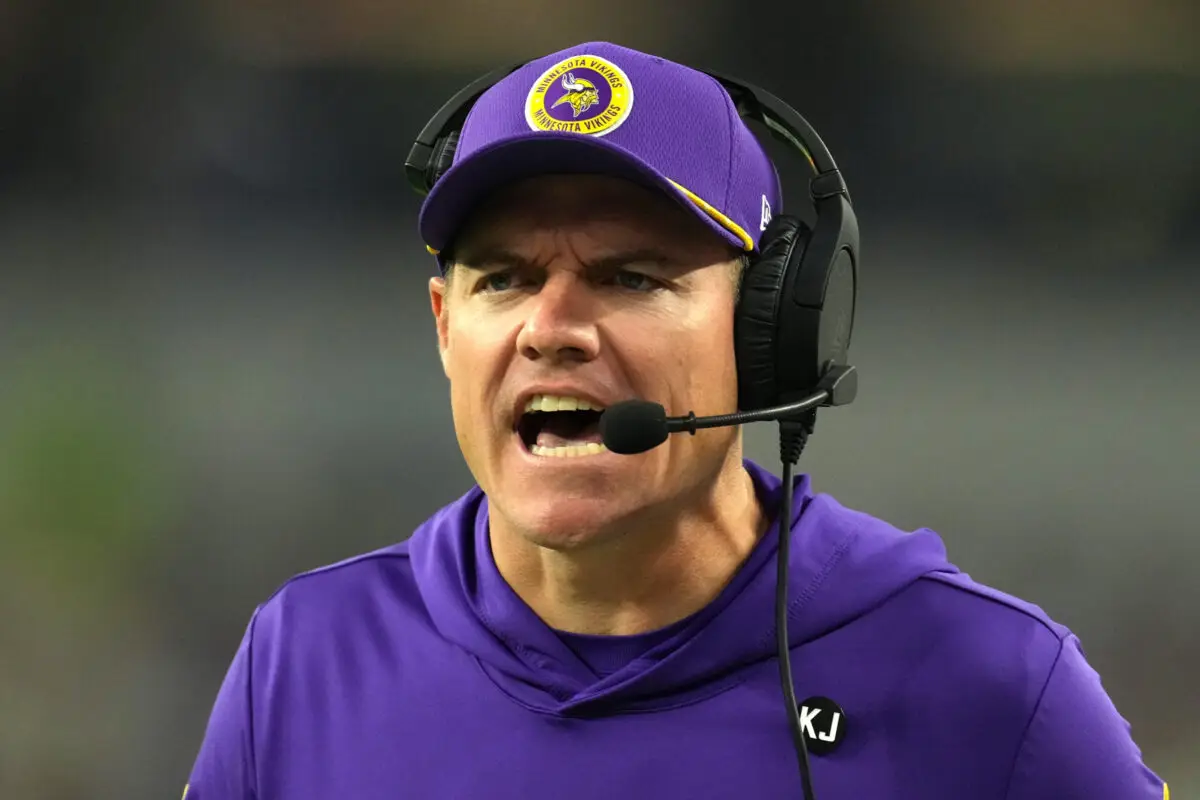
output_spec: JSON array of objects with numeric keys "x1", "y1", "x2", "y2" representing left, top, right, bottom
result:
[{"x1": 404, "y1": 61, "x2": 851, "y2": 208}]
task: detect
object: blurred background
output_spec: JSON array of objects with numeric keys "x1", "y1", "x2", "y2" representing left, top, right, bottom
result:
[{"x1": 1, "y1": 0, "x2": 1197, "y2": 796}]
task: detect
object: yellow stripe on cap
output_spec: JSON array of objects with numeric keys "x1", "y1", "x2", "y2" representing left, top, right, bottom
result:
[
  {"x1": 667, "y1": 179, "x2": 755, "y2": 252},
  {"x1": 1164, "y1": 782, "x2": 1169, "y2": 800},
  {"x1": 426, "y1": 245, "x2": 440, "y2": 256}
]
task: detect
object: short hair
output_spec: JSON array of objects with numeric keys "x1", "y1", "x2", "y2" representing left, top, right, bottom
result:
[{"x1": 731, "y1": 252, "x2": 750, "y2": 304}]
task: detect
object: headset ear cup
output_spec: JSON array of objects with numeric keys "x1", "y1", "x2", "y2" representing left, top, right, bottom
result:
[
  {"x1": 426, "y1": 131, "x2": 460, "y2": 190},
  {"x1": 735, "y1": 215, "x2": 812, "y2": 411}
]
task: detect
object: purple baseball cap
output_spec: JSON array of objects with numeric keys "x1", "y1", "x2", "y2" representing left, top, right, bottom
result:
[{"x1": 418, "y1": 41, "x2": 783, "y2": 269}]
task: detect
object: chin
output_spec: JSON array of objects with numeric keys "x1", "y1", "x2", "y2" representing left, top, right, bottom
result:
[{"x1": 495, "y1": 487, "x2": 641, "y2": 552}]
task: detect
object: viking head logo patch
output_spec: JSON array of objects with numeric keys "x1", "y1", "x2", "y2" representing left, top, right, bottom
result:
[
  {"x1": 553, "y1": 72, "x2": 600, "y2": 118},
  {"x1": 525, "y1": 55, "x2": 633, "y2": 137}
]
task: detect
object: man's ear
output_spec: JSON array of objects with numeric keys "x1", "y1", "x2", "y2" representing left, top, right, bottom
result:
[{"x1": 429, "y1": 276, "x2": 450, "y2": 376}]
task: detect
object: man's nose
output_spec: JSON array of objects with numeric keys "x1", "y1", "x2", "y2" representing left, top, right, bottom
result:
[{"x1": 515, "y1": 273, "x2": 600, "y2": 364}]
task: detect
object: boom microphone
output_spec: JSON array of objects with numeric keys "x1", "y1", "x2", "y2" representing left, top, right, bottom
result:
[{"x1": 599, "y1": 364, "x2": 858, "y2": 455}]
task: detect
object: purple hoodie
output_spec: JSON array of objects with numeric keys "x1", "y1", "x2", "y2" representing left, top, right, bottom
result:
[{"x1": 185, "y1": 460, "x2": 1167, "y2": 798}]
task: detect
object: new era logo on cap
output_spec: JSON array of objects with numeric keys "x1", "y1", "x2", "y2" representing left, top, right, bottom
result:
[{"x1": 417, "y1": 42, "x2": 783, "y2": 267}]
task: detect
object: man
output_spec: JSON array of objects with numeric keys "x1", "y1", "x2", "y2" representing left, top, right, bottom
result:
[{"x1": 185, "y1": 42, "x2": 1168, "y2": 799}]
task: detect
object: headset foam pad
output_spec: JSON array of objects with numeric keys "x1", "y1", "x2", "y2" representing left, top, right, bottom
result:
[{"x1": 735, "y1": 214, "x2": 811, "y2": 412}]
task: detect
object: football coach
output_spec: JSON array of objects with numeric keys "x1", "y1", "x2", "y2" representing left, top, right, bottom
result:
[{"x1": 184, "y1": 41, "x2": 1168, "y2": 799}]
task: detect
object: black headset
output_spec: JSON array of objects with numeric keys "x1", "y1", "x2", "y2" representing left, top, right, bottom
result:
[{"x1": 404, "y1": 61, "x2": 859, "y2": 419}]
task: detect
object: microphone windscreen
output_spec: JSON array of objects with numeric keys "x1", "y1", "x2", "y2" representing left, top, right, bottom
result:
[{"x1": 599, "y1": 400, "x2": 669, "y2": 455}]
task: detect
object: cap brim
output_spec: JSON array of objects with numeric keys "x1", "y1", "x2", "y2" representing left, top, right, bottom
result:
[{"x1": 417, "y1": 132, "x2": 751, "y2": 261}]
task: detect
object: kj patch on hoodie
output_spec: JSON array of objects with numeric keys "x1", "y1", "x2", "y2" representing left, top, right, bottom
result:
[{"x1": 185, "y1": 460, "x2": 1168, "y2": 799}]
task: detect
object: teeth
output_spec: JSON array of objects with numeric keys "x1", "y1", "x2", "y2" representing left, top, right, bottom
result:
[
  {"x1": 524, "y1": 394, "x2": 602, "y2": 413},
  {"x1": 531, "y1": 442, "x2": 608, "y2": 458}
]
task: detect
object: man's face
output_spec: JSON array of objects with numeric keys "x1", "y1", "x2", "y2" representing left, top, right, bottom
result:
[{"x1": 429, "y1": 174, "x2": 745, "y2": 551}]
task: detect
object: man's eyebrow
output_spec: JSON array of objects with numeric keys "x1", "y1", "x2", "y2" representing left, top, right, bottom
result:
[
  {"x1": 588, "y1": 249, "x2": 676, "y2": 272},
  {"x1": 452, "y1": 247, "x2": 537, "y2": 271},
  {"x1": 453, "y1": 247, "x2": 676, "y2": 272}
]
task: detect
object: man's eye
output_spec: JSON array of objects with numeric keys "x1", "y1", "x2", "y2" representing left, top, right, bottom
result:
[
  {"x1": 480, "y1": 272, "x2": 514, "y2": 292},
  {"x1": 613, "y1": 270, "x2": 657, "y2": 292}
]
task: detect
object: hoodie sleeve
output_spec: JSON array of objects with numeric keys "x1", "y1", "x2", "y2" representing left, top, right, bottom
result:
[
  {"x1": 1005, "y1": 634, "x2": 1168, "y2": 800},
  {"x1": 183, "y1": 609, "x2": 262, "y2": 800}
]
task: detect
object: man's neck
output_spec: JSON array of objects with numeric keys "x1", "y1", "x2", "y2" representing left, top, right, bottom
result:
[{"x1": 488, "y1": 458, "x2": 768, "y2": 636}]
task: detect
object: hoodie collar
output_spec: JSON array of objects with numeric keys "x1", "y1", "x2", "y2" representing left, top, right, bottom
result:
[{"x1": 409, "y1": 460, "x2": 955, "y2": 715}]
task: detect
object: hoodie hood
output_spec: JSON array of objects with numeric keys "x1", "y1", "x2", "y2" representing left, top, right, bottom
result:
[{"x1": 407, "y1": 459, "x2": 958, "y2": 716}]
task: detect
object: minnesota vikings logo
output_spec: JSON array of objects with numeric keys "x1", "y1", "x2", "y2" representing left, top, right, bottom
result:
[
  {"x1": 525, "y1": 55, "x2": 634, "y2": 138},
  {"x1": 550, "y1": 72, "x2": 600, "y2": 118}
]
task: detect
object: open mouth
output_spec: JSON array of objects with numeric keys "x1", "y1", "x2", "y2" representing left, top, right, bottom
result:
[{"x1": 516, "y1": 395, "x2": 608, "y2": 458}]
